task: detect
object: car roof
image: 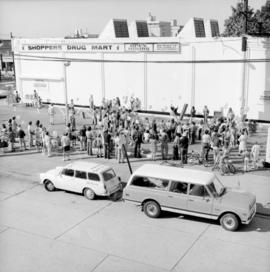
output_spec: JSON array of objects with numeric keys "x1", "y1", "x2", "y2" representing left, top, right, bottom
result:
[
  {"x1": 131, "y1": 164, "x2": 215, "y2": 185},
  {"x1": 64, "y1": 161, "x2": 111, "y2": 173}
]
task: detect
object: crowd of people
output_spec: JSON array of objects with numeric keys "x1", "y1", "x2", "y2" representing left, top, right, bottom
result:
[{"x1": 0, "y1": 93, "x2": 263, "y2": 171}]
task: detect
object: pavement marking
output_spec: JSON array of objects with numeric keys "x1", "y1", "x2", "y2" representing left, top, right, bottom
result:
[
  {"x1": 91, "y1": 254, "x2": 110, "y2": 272},
  {"x1": 0, "y1": 226, "x2": 10, "y2": 235},
  {"x1": 0, "y1": 184, "x2": 39, "y2": 201},
  {"x1": 170, "y1": 224, "x2": 211, "y2": 271},
  {"x1": 54, "y1": 202, "x2": 113, "y2": 240}
]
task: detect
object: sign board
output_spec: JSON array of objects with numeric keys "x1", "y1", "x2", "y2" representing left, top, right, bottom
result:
[
  {"x1": 266, "y1": 127, "x2": 270, "y2": 163},
  {"x1": 20, "y1": 43, "x2": 181, "y2": 53},
  {"x1": 124, "y1": 43, "x2": 153, "y2": 52}
]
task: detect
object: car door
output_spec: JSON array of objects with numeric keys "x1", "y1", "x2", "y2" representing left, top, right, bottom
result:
[
  {"x1": 187, "y1": 183, "x2": 213, "y2": 215},
  {"x1": 57, "y1": 168, "x2": 75, "y2": 191},
  {"x1": 73, "y1": 170, "x2": 88, "y2": 193},
  {"x1": 166, "y1": 181, "x2": 188, "y2": 211}
]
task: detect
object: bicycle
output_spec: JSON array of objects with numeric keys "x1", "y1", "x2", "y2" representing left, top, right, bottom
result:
[
  {"x1": 212, "y1": 155, "x2": 236, "y2": 175},
  {"x1": 187, "y1": 150, "x2": 201, "y2": 165}
]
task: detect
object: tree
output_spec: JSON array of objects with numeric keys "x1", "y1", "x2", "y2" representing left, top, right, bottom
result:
[{"x1": 223, "y1": 0, "x2": 270, "y2": 36}]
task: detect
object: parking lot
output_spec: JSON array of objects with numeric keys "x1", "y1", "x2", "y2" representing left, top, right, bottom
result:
[{"x1": 1, "y1": 147, "x2": 270, "y2": 271}]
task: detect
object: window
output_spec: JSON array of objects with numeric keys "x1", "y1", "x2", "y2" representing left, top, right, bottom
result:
[
  {"x1": 103, "y1": 169, "x2": 116, "y2": 181},
  {"x1": 88, "y1": 172, "x2": 100, "y2": 181},
  {"x1": 169, "y1": 181, "x2": 188, "y2": 194},
  {"x1": 210, "y1": 20, "x2": 220, "y2": 37},
  {"x1": 75, "y1": 170, "x2": 87, "y2": 179},
  {"x1": 62, "y1": 168, "x2": 74, "y2": 177},
  {"x1": 189, "y1": 184, "x2": 209, "y2": 197},
  {"x1": 194, "y1": 18, "x2": 205, "y2": 37},
  {"x1": 136, "y1": 21, "x2": 149, "y2": 37},
  {"x1": 131, "y1": 176, "x2": 169, "y2": 190},
  {"x1": 113, "y1": 20, "x2": 129, "y2": 38}
]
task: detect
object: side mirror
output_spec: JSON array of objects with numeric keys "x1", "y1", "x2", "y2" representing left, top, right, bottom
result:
[{"x1": 118, "y1": 176, "x2": 121, "y2": 182}]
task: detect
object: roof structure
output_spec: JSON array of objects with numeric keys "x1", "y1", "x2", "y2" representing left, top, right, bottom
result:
[{"x1": 132, "y1": 164, "x2": 215, "y2": 185}]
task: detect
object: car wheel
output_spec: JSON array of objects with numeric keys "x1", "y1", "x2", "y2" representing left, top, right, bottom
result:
[
  {"x1": 83, "y1": 188, "x2": 95, "y2": 200},
  {"x1": 143, "y1": 201, "x2": 161, "y2": 218},
  {"x1": 44, "y1": 180, "x2": 55, "y2": 192},
  {"x1": 220, "y1": 213, "x2": 239, "y2": 231}
]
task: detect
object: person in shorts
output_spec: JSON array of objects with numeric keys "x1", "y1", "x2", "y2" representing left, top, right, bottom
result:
[{"x1": 61, "y1": 132, "x2": 70, "y2": 161}]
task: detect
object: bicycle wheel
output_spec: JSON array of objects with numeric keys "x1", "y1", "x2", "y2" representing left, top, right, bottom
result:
[{"x1": 228, "y1": 163, "x2": 236, "y2": 174}]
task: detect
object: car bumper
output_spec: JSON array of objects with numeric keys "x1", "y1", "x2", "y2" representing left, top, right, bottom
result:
[{"x1": 242, "y1": 205, "x2": 256, "y2": 225}]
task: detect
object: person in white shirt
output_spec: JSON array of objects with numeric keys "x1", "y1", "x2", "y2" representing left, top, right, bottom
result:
[
  {"x1": 48, "y1": 104, "x2": 55, "y2": 125},
  {"x1": 201, "y1": 129, "x2": 211, "y2": 162},
  {"x1": 251, "y1": 142, "x2": 260, "y2": 169},
  {"x1": 44, "y1": 131, "x2": 52, "y2": 157}
]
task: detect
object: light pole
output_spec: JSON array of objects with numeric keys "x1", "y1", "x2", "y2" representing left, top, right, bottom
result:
[{"x1": 64, "y1": 60, "x2": 71, "y2": 125}]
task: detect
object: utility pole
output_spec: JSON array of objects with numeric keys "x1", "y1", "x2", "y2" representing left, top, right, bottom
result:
[{"x1": 240, "y1": 0, "x2": 248, "y2": 122}]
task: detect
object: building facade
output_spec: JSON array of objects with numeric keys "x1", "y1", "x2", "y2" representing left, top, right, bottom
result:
[{"x1": 12, "y1": 18, "x2": 270, "y2": 121}]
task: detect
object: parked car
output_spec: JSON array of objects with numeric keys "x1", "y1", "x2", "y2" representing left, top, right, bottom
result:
[
  {"x1": 123, "y1": 164, "x2": 256, "y2": 231},
  {"x1": 40, "y1": 161, "x2": 122, "y2": 200}
]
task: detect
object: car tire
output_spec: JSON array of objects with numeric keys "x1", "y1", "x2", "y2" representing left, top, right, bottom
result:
[
  {"x1": 83, "y1": 188, "x2": 95, "y2": 200},
  {"x1": 220, "y1": 213, "x2": 239, "y2": 231},
  {"x1": 44, "y1": 180, "x2": 55, "y2": 192},
  {"x1": 143, "y1": 201, "x2": 161, "y2": 218}
]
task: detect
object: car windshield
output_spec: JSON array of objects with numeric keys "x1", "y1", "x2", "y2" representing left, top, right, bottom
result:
[
  {"x1": 102, "y1": 169, "x2": 116, "y2": 181},
  {"x1": 207, "y1": 177, "x2": 225, "y2": 197}
]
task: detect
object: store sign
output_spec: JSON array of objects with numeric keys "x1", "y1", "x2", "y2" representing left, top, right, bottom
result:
[
  {"x1": 154, "y1": 43, "x2": 180, "y2": 52},
  {"x1": 124, "y1": 43, "x2": 153, "y2": 52},
  {"x1": 20, "y1": 42, "x2": 180, "y2": 53}
]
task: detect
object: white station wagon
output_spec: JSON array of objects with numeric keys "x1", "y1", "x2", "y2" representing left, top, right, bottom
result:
[
  {"x1": 40, "y1": 161, "x2": 122, "y2": 200},
  {"x1": 123, "y1": 164, "x2": 256, "y2": 231}
]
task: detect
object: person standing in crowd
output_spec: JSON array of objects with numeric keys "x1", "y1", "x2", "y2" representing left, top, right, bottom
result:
[
  {"x1": 190, "y1": 106, "x2": 196, "y2": 122},
  {"x1": 243, "y1": 150, "x2": 250, "y2": 172},
  {"x1": 86, "y1": 126, "x2": 94, "y2": 156},
  {"x1": 227, "y1": 107, "x2": 235, "y2": 123},
  {"x1": 149, "y1": 130, "x2": 158, "y2": 161},
  {"x1": 103, "y1": 129, "x2": 111, "y2": 159},
  {"x1": 203, "y1": 105, "x2": 209, "y2": 124},
  {"x1": 190, "y1": 121, "x2": 197, "y2": 144},
  {"x1": 160, "y1": 129, "x2": 169, "y2": 160},
  {"x1": 8, "y1": 127, "x2": 16, "y2": 152},
  {"x1": 35, "y1": 123, "x2": 42, "y2": 151},
  {"x1": 94, "y1": 134, "x2": 103, "y2": 158},
  {"x1": 251, "y1": 141, "x2": 260, "y2": 169},
  {"x1": 61, "y1": 132, "x2": 70, "y2": 161},
  {"x1": 11, "y1": 116, "x2": 18, "y2": 133},
  {"x1": 44, "y1": 131, "x2": 52, "y2": 157},
  {"x1": 179, "y1": 131, "x2": 189, "y2": 164},
  {"x1": 201, "y1": 129, "x2": 211, "y2": 162},
  {"x1": 173, "y1": 133, "x2": 181, "y2": 160},
  {"x1": 211, "y1": 132, "x2": 221, "y2": 165},
  {"x1": 27, "y1": 121, "x2": 34, "y2": 148},
  {"x1": 133, "y1": 126, "x2": 142, "y2": 158},
  {"x1": 118, "y1": 131, "x2": 126, "y2": 163},
  {"x1": 48, "y1": 103, "x2": 55, "y2": 125},
  {"x1": 79, "y1": 125, "x2": 86, "y2": 151},
  {"x1": 33, "y1": 90, "x2": 38, "y2": 107},
  {"x1": 238, "y1": 130, "x2": 248, "y2": 155},
  {"x1": 18, "y1": 125, "x2": 27, "y2": 151}
]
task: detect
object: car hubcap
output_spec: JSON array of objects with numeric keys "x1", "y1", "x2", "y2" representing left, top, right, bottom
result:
[
  {"x1": 47, "y1": 183, "x2": 54, "y2": 190},
  {"x1": 224, "y1": 217, "x2": 235, "y2": 228},
  {"x1": 147, "y1": 204, "x2": 157, "y2": 216},
  {"x1": 86, "y1": 190, "x2": 94, "y2": 198}
]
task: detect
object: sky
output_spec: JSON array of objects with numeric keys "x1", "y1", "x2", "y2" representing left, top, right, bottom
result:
[{"x1": 0, "y1": 0, "x2": 267, "y2": 38}]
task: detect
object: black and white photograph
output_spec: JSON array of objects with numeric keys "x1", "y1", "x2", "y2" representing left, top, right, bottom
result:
[{"x1": 0, "y1": 0, "x2": 270, "y2": 271}]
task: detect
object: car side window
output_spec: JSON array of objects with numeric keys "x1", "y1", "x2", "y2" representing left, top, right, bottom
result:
[
  {"x1": 189, "y1": 184, "x2": 209, "y2": 197},
  {"x1": 169, "y1": 181, "x2": 188, "y2": 194},
  {"x1": 88, "y1": 172, "x2": 100, "y2": 181},
  {"x1": 75, "y1": 170, "x2": 87, "y2": 179},
  {"x1": 131, "y1": 176, "x2": 169, "y2": 190},
  {"x1": 62, "y1": 168, "x2": 74, "y2": 177}
]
